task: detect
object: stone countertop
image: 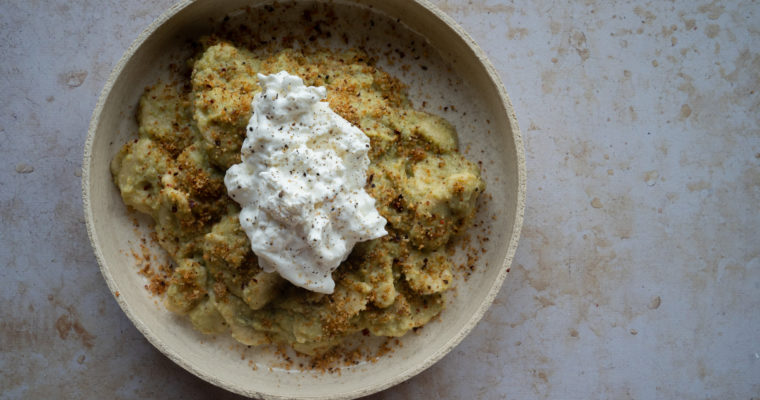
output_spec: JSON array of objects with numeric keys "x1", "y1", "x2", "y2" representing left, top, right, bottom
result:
[{"x1": 2, "y1": 0, "x2": 758, "y2": 398}]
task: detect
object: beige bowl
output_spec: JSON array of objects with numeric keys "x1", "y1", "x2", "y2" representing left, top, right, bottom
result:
[{"x1": 83, "y1": 0, "x2": 525, "y2": 398}]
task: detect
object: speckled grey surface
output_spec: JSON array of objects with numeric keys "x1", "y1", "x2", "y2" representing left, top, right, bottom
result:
[{"x1": 2, "y1": 0, "x2": 758, "y2": 398}]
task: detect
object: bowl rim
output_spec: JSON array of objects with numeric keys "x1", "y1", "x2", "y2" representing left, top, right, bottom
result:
[{"x1": 82, "y1": 0, "x2": 526, "y2": 398}]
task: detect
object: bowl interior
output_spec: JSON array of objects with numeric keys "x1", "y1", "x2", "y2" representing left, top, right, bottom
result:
[{"x1": 83, "y1": 0, "x2": 524, "y2": 398}]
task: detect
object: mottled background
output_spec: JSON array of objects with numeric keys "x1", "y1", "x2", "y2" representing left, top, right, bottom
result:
[{"x1": 1, "y1": 0, "x2": 758, "y2": 398}]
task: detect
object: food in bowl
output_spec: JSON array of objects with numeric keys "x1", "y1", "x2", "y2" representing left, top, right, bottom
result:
[{"x1": 110, "y1": 36, "x2": 485, "y2": 355}]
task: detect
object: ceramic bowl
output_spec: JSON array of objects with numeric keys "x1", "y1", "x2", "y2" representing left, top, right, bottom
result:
[{"x1": 83, "y1": 0, "x2": 525, "y2": 398}]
